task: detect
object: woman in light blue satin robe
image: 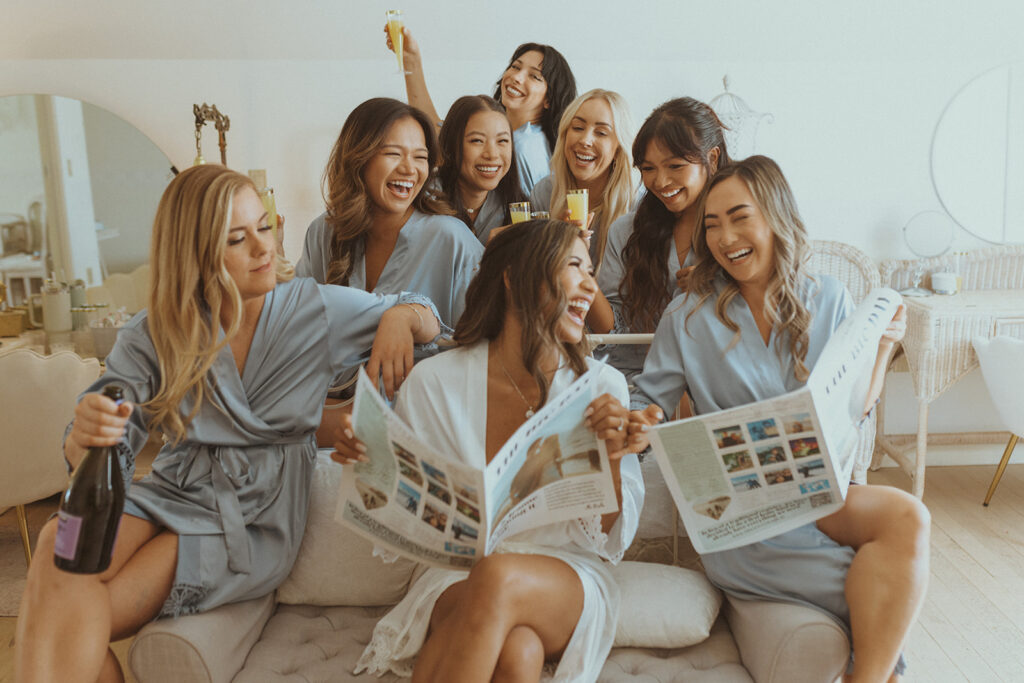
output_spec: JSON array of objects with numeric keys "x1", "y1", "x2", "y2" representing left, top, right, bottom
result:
[
  {"x1": 595, "y1": 97, "x2": 728, "y2": 383},
  {"x1": 634, "y1": 156, "x2": 928, "y2": 681},
  {"x1": 297, "y1": 98, "x2": 483, "y2": 410},
  {"x1": 432, "y1": 95, "x2": 526, "y2": 244},
  {"x1": 15, "y1": 166, "x2": 442, "y2": 683}
]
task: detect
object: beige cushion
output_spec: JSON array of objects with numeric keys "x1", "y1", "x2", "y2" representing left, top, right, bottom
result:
[
  {"x1": 276, "y1": 453, "x2": 420, "y2": 606},
  {"x1": 612, "y1": 560, "x2": 722, "y2": 648},
  {"x1": 129, "y1": 592, "x2": 275, "y2": 683}
]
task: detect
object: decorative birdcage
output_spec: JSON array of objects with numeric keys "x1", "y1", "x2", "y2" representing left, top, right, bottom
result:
[{"x1": 709, "y1": 76, "x2": 773, "y2": 159}]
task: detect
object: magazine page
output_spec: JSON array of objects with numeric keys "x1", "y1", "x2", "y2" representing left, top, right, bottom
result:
[
  {"x1": 484, "y1": 363, "x2": 618, "y2": 553},
  {"x1": 649, "y1": 389, "x2": 845, "y2": 554},
  {"x1": 805, "y1": 288, "x2": 902, "y2": 497},
  {"x1": 336, "y1": 368, "x2": 488, "y2": 569},
  {"x1": 648, "y1": 289, "x2": 902, "y2": 554}
]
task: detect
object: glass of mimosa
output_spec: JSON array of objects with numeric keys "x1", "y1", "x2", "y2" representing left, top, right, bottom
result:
[
  {"x1": 509, "y1": 202, "x2": 532, "y2": 223},
  {"x1": 566, "y1": 189, "x2": 588, "y2": 228},
  {"x1": 385, "y1": 10, "x2": 408, "y2": 74}
]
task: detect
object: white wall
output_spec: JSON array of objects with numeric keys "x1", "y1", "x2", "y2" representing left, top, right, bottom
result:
[{"x1": 2, "y1": 0, "x2": 1021, "y2": 462}]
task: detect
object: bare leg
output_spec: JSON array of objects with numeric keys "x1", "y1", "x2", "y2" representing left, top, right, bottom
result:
[
  {"x1": 15, "y1": 514, "x2": 178, "y2": 683},
  {"x1": 817, "y1": 485, "x2": 930, "y2": 683},
  {"x1": 493, "y1": 625, "x2": 545, "y2": 683},
  {"x1": 412, "y1": 554, "x2": 584, "y2": 683}
]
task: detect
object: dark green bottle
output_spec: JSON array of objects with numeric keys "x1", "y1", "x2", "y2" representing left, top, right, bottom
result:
[{"x1": 53, "y1": 384, "x2": 126, "y2": 573}]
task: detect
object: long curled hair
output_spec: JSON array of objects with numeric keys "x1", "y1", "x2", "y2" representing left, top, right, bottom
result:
[
  {"x1": 437, "y1": 95, "x2": 525, "y2": 227},
  {"x1": 547, "y1": 89, "x2": 635, "y2": 273},
  {"x1": 493, "y1": 43, "x2": 577, "y2": 149},
  {"x1": 455, "y1": 219, "x2": 589, "y2": 407},
  {"x1": 322, "y1": 97, "x2": 452, "y2": 285},
  {"x1": 620, "y1": 97, "x2": 728, "y2": 333},
  {"x1": 147, "y1": 164, "x2": 294, "y2": 442},
  {"x1": 688, "y1": 156, "x2": 814, "y2": 381}
]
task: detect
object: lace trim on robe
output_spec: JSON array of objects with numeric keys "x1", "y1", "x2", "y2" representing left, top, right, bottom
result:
[{"x1": 159, "y1": 583, "x2": 209, "y2": 619}]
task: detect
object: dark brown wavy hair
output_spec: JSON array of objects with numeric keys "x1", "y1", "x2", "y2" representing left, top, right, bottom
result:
[
  {"x1": 321, "y1": 97, "x2": 452, "y2": 285},
  {"x1": 620, "y1": 97, "x2": 728, "y2": 332},
  {"x1": 688, "y1": 156, "x2": 813, "y2": 381},
  {"x1": 455, "y1": 219, "x2": 589, "y2": 407},
  {"x1": 437, "y1": 95, "x2": 525, "y2": 227},
  {"x1": 492, "y1": 43, "x2": 577, "y2": 149}
]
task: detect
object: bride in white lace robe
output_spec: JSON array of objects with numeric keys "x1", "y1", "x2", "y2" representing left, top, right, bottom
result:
[{"x1": 338, "y1": 221, "x2": 648, "y2": 682}]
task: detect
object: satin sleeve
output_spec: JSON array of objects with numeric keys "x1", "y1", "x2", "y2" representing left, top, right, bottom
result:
[
  {"x1": 67, "y1": 319, "x2": 161, "y2": 486},
  {"x1": 319, "y1": 284, "x2": 442, "y2": 377},
  {"x1": 597, "y1": 212, "x2": 634, "y2": 334},
  {"x1": 632, "y1": 302, "x2": 690, "y2": 413},
  {"x1": 295, "y1": 214, "x2": 331, "y2": 282}
]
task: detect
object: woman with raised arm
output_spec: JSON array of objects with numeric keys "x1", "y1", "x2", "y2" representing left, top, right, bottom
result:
[
  {"x1": 634, "y1": 156, "x2": 929, "y2": 682},
  {"x1": 528, "y1": 89, "x2": 636, "y2": 277},
  {"x1": 335, "y1": 220, "x2": 657, "y2": 682},
  {"x1": 387, "y1": 27, "x2": 577, "y2": 196},
  {"x1": 596, "y1": 97, "x2": 727, "y2": 384},
  {"x1": 15, "y1": 165, "x2": 441, "y2": 683},
  {"x1": 435, "y1": 95, "x2": 526, "y2": 243}
]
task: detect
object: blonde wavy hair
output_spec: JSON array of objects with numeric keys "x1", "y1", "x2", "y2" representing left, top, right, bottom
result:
[
  {"x1": 147, "y1": 164, "x2": 294, "y2": 442},
  {"x1": 687, "y1": 156, "x2": 813, "y2": 381},
  {"x1": 547, "y1": 89, "x2": 634, "y2": 273}
]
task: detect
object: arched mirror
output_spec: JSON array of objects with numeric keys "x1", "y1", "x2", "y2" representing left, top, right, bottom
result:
[
  {"x1": 0, "y1": 94, "x2": 174, "y2": 306},
  {"x1": 931, "y1": 62, "x2": 1024, "y2": 244}
]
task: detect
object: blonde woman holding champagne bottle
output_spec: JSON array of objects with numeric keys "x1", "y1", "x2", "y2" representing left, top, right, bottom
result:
[{"x1": 15, "y1": 165, "x2": 442, "y2": 682}]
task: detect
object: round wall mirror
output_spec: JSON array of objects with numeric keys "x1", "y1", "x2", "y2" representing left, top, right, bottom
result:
[
  {"x1": 931, "y1": 62, "x2": 1024, "y2": 244},
  {"x1": 0, "y1": 94, "x2": 174, "y2": 306}
]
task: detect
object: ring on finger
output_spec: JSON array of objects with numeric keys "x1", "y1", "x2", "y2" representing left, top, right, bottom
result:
[{"x1": 616, "y1": 415, "x2": 625, "y2": 432}]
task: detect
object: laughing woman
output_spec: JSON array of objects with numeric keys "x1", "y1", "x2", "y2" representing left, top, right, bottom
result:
[
  {"x1": 387, "y1": 27, "x2": 577, "y2": 196},
  {"x1": 336, "y1": 221, "x2": 653, "y2": 682},
  {"x1": 297, "y1": 98, "x2": 483, "y2": 439},
  {"x1": 634, "y1": 156, "x2": 929, "y2": 682},
  {"x1": 436, "y1": 95, "x2": 526, "y2": 244},
  {"x1": 528, "y1": 89, "x2": 635, "y2": 276},
  {"x1": 597, "y1": 97, "x2": 728, "y2": 382},
  {"x1": 15, "y1": 165, "x2": 441, "y2": 682}
]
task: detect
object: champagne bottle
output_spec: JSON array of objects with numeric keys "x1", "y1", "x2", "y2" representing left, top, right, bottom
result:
[{"x1": 53, "y1": 384, "x2": 127, "y2": 573}]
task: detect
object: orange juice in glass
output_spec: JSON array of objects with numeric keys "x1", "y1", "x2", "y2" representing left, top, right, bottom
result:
[
  {"x1": 509, "y1": 201, "x2": 532, "y2": 223},
  {"x1": 386, "y1": 10, "x2": 406, "y2": 74},
  {"x1": 566, "y1": 189, "x2": 588, "y2": 227}
]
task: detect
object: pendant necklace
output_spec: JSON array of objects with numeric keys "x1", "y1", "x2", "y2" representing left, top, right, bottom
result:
[{"x1": 498, "y1": 356, "x2": 536, "y2": 419}]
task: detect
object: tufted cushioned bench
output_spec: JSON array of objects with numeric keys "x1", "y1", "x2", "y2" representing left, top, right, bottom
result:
[{"x1": 128, "y1": 454, "x2": 850, "y2": 682}]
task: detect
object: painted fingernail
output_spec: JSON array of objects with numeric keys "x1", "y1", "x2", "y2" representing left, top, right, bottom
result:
[
  {"x1": 356, "y1": 443, "x2": 367, "y2": 453},
  {"x1": 584, "y1": 406, "x2": 593, "y2": 417},
  {"x1": 343, "y1": 428, "x2": 354, "y2": 439}
]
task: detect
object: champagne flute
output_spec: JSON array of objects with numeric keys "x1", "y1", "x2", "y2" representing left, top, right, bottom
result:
[{"x1": 385, "y1": 10, "x2": 409, "y2": 75}]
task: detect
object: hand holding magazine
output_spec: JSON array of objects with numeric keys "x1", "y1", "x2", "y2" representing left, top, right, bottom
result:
[
  {"x1": 648, "y1": 288, "x2": 902, "y2": 553},
  {"x1": 335, "y1": 364, "x2": 619, "y2": 569}
]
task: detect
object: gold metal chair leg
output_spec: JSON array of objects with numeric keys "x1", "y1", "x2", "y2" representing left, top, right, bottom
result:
[
  {"x1": 16, "y1": 504, "x2": 33, "y2": 565},
  {"x1": 983, "y1": 434, "x2": 1019, "y2": 506}
]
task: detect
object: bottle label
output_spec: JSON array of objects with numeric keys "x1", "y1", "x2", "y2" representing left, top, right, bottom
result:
[{"x1": 54, "y1": 510, "x2": 83, "y2": 560}]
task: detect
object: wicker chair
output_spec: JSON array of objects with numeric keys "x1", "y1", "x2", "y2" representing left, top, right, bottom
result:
[
  {"x1": 808, "y1": 240, "x2": 883, "y2": 483},
  {"x1": 880, "y1": 244, "x2": 1024, "y2": 293}
]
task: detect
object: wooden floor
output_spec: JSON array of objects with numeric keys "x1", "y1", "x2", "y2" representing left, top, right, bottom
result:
[{"x1": 2, "y1": 464, "x2": 1023, "y2": 682}]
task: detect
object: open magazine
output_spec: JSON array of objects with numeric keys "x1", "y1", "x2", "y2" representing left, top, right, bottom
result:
[
  {"x1": 648, "y1": 288, "x2": 902, "y2": 554},
  {"x1": 335, "y1": 364, "x2": 618, "y2": 569}
]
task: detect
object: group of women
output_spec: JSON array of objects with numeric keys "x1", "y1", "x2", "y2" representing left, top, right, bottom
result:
[{"x1": 13, "y1": 26, "x2": 929, "y2": 683}]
